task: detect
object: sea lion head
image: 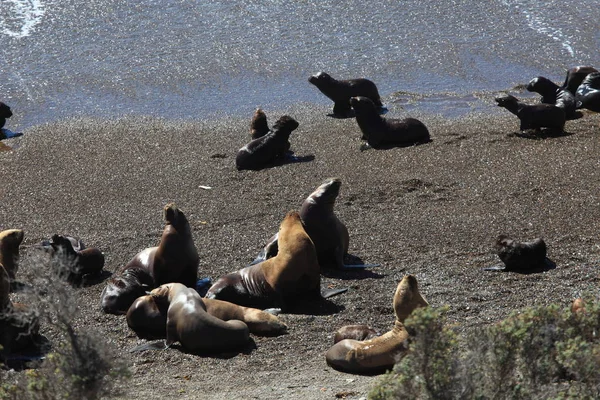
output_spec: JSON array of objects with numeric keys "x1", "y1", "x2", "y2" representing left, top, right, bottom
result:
[
  {"x1": 0, "y1": 102, "x2": 13, "y2": 118},
  {"x1": 307, "y1": 177, "x2": 342, "y2": 207},
  {"x1": 164, "y1": 203, "x2": 191, "y2": 232},
  {"x1": 526, "y1": 77, "x2": 556, "y2": 94},
  {"x1": 272, "y1": 115, "x2": 299, "y2": 133},
  {"x1": 308, "y1": 72, "x2": 332, "y2": 85},
  {"x1": 349, "y1": 96, "x2": 376, "y2": 112},
  {"x1": 393, "y1": 275, "x2": 428, "y2": 323},
  {"x1": 494, "y1": 94, "x2": 518, "y2": 108},
  {"x1": 126, "y1": 293, "x2": 168, "y2": 339},
  {"x1": 101, "y1": 272, "x2": 150, "y2": 315}
]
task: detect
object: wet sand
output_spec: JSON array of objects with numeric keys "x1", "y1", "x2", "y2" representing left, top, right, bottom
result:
[{"x1": 1, "y1": 105, "x2": 600, "y2": 399}]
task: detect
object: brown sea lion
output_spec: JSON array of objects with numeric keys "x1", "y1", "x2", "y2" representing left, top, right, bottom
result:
[
  {"x1": 309, "y1": 72, "x2": 385, "y2": 118},
  {"x1": 0, "y1": 229, "x2": 24, "y2": 281},
  {"x1": 250, "y1": 108, "x2": 270, "y2": 140},
  {"x1": 349, "y1": 96, "x2": 430, "y2": 148},
  {"x1": 495, "y1": 94, "x2": 566, "y2": 134},
  {"x1": 325, "y1": 275, "x2": 428, "y2": 374},
  {"x1": 236, "y1": 115, "x2": 299, "y2": 171},
  {"x1": 205, "y1": 211, "x2": 321, "y2": 309},
  {"x1": 562, "y1": 66, "x2": 598, "y2": 95},
  {"x1": 126, "y1": 285, "x2": 287, "y2": 339},
  {"x1": 333, "y1": 325, "x2": 379, "y2": 344},
  {"x1": 155, "y1": 283, "x2": 249, "y2": 352},
  {"x1": 45, "y1": 234, "x2": 105, "y2": 284},
  {"x1": 100, "y1": 203, "x2": 199, "y2": 314},
  {"x1": 571, "y1": 298, "x2": 585, "y2": 315},
  {"x1": 576, "y1": 72, "x2": 600, "y2": 112},
  {"x1": 251, "y1": 178, "x2": 377, "y2": 270},
  {"x1": 0, "y1": 264, "x2": 40, "y2": 357},
  {"x1": 526, "y1": 76, "x2": 580, "y2": 120}
]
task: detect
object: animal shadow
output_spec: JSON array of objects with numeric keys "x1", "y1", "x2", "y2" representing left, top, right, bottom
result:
[
  {"x1": 514, "y1": 130, "x2": 573, "y2": 139},
  {"x1": 1, "y1": 334, "x2": 51, "y2": 371},
  {"x1": 483, "y1": 258, "x2": 556, "y2": 274},
  {"x1": 285, "y1": 297, "x2": 346, "y2": 316}
]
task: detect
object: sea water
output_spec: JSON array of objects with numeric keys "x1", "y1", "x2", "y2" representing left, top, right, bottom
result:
[{"x1": 1, "y1": 0, "x2": 599, "y2": 128}]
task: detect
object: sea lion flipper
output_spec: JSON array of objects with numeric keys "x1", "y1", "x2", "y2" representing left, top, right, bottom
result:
[
  {"x1": 321, "y1": 287, "x2": 348, "y2": 298},
  {"x1": 129, "y1": 340, "x2": 168, "y2": 352},
  {"x1": 483, "y1": 265, "x2": 508, "y2": 272}
]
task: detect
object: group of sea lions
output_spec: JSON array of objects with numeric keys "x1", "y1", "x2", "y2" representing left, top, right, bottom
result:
[{"x1": 495, "y1": 66, "x2": 600, "y2": 135}]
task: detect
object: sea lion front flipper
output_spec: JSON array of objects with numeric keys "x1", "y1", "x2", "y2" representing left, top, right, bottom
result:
[
  {"x1": 321, "y1": 287, "x2": 348, "y2": 298},
  {"x1": 0, "y1": 128, "x2": 23, "y2": 139},
  {"x1": 129, "y1": 340, "x2": 169, "y2": 352},
  {"x1": 250, "y1": 233, "x2": 279, "y2": 265},
  {"x1": 482, "y1": 264, "x2": 508, "y2": 272}
]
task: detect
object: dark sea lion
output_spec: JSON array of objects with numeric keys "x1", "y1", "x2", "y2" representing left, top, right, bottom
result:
[
  {"x1": 484, "y1": 235, "x2": 552, "y2": 272},
  {"x1": 526, "y1": 76, "x2": 580, "y2": 120},
  {"x1": 562, "y1": 66, "x2": 598, "y2": 95},
  {"x1": 0, "y1": 229, "x2": 24, "y2": 281},
  {"x1": 236, "y1": 115, "x2": 299, "y2": 171},
  {"x1": 333, "y1": 325, "x2": 379, "y2": 344},
  {"x1": 325, "y1": 275, "x2": 428, "y2": 374},
  {"x1": 309, "y1": 72, "x2": 384, "y2": 118},
  {"x1": 576, "y1": 72, "x2": 600, "y2": 112},
  {"x1": 0, "y1": 264, "x2": 40, "y2": 357},
  {"x1": 0, "y1": 102, "x2": 13, "y2": 130},
  {"x1": 205, "y1": 211, "x2": 322, "y2": 309},
  {"x1": 349, "y1": 96, "x2": 430, "y2": 148},
  {"x1": 126, "y1": 285, "x2": 287, "y2": 339},
  {"x1": 250, "y1": 108, "x2": 270, "y2": 140},
  {"x1": 139, "y1": 283, "x2": 250, "y2": 353},
  {"x1": 252, "y1": 178, "x2": 378, "y2": 270},
  {"x1": 495, "y1": 94, "x2": 566, "y2": 134},
  {"x1": 45, "y1": 234, "x2": 105, "y2": 284},
  {"x1": 100, "y1": 203, "x2": 199, "y2": 314}
]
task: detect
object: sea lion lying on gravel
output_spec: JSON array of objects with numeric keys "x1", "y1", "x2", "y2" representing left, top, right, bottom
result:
[
  {"x1": 350, "y1": 96, "x2": 430, "y2": 148},
  {"x1": 526, "y1": 76, "x2": 580, "y2": 120},
  {"x1": 495, "y1": 94, "x2": 565, "y2": 134},
  {"x1": 206, "y1": 211, "x2": 324, "y2": 310},
  {"x1": 127, "y1": 284, "x2": 287, "y2": 339},
  {"x1": 252, "y1": 178, "x2": 377, "y2": 270},
  {"x1": 484, "y1": 235, "x2": 553, "y2": 272},
  {"x1": 325, "y1": 275, "x2": 428, "y2": 374},
  {"x1": 576, "y1": 72, "x2": 600, "y2": 112},
  {"x1": 562, "y1": 66, "x2": 598, "y2": 95},
  {"x1": 43, "y1": 234, "x2": 105, "y2": 284},
  {"x1": 236, "y1": 115, "x2": 299, "y2": 171},
  {"x1": 100, "y1": 203, "x2": 199, "y2": 314},
  {"x1": 309, "y1": 72, "x2": 385, "y2": 118}
]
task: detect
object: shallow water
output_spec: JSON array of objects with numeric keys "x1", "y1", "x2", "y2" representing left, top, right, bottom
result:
[{"x1": 1, "y1": 0, "x2": 599, "y2": 128}]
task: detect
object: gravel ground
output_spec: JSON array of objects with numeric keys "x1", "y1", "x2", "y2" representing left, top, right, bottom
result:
[{"x1": 1, "y1": 104, "x2": 599, "y2": 399}]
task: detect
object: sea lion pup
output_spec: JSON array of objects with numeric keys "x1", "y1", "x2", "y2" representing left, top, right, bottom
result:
[
  {"x1": 0, "y1": 229, "x2": 24, "y2": 281},
  {"x1": 126, "y1": 286, "x2": 287, "y2": 339},
  {"x1": 251, "y1": 178, "x2": 377, "y2": 270},
  {"x1": 576, "y1": 72, "x2": 600, "y2": 112},
  {"x1": 333, "y1": 325, "x2": 379, "y2": 344},
  {"x1": 309, "y1": 72, "x2": 384, "y2": 118},
  {"x1": 100, "y1": 203, "x2": 199, "y2": 314},
  {"x1": 325, "y1": 275, "x2": 429, "y2": 374},
  {"x1": 144, "y1": 283, "x2": 249, "y2": 353},
  {"x1": 45, "y1": 234, "x2": 105, "y2": 284},
  {"x1": 495, "y1": 94, "x2": 566, "y2": 134},
  {"x1": 0, "y1": 264, "x2": 40, "y2": 356},
  {"x1": 236, "y1": 115, "x2": 299, "y2": 171},
  {"x1": 562, "y1": 66, "x2": 598, "y2": 95},
  {"x1": 250, "y1": 108, "x2": 270, "y2": 139},
  {"x1": 526, "y1": 76, "x2": 580, "y2": 120},
  {"x1": 205, "y1": 211, "x2": 321, "y2": 309},
  {"x1": 484, "y1": 235, "x2": 549, "y2": 272},
  {"x1": 0, "y1": 102, "x2": 13, "y2": 130},
  {"x1": 349, "y1": 96, "x2": 430, "y2": 148}
]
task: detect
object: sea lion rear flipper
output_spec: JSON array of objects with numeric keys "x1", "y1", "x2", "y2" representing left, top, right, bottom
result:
[
  {"x1": 321, "y1": 287, "x2": 348, "y2": 298},
  {"x1": 263, "y1": 308, "x2": 282, "y2": 315},
  {"x1": 129, "y1": 340, "x2": 169, "y2": 352}
]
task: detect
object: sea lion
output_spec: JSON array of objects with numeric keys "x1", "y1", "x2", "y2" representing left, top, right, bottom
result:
[
  {"x1": 571, "y1": 298, "x2": 585, "y2": 315},
  {"x1": 526, "y1": 76, "x2": 580, "y2": 120},
  {"x1": 350, "y1": 96, "x2": 430, "y2": 148},
  {"x1": 0, "y1": 102, "x2": 13, "y2": 130},
  {"x1": 236, "y1": 115, "x2": 299, "y2": 171},
  {"x1": 562, "y1": 66, "x2": 598, "y2": 95},
  {"x1": 495, "y1": 94, "x2": 566, "y2": 134},
  {"x1": 250, "y1": 108, "x2": 270, "y2": 140},
  {"x1": 309, "y1": 72, "x2": 384, "y2": 118},
  {"x1": 0, "y1": 229, "x2": 24, "y2": 281},
  {"x1": 325, "y1": 275, "x2": 428, "y2": 374},
  {"x1": 100, "y1": 203, "x2": 199, "y2": 314},
  {"x1": 252, "y1": 178, "x2": 377, "y2": 270},
  {"x1": 0, "y1": 264, "x2": 40, "y2": 357},
  {"x1": 576, "y1": 72, "x2": 600, "y2": 112},
  {"x1": 45, "y1": 234, "x2": 105, "y2": 284},
  {"x1": 205, "y1": 211, "x2": 321, "y2": 309},
  {"x1": 484, "y1": 235, "x2": 552, "y2": 272},
  {"x1": 126, "y1": 285, "x2": 287, "y2": 339},
  {"x1": 333, "y1": 325, "x2": 379, "y2": 344},
  {"x1": 158, "y1": 283, "x2": 249, "y2": 352}
]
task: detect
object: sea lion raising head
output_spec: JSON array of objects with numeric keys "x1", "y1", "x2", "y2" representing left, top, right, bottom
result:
[
  {"x1": 495, "y1": 94, "x2": 566, "y2": 134},
  {"x1": 526, "y1": 76, "x2": 580, "y2": 120}
]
